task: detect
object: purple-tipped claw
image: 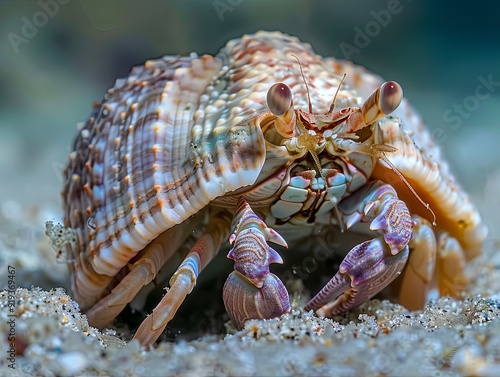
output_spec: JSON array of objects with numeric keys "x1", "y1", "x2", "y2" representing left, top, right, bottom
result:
[
  {"x1": 225, "y1": 198, "x2": 289, "y2": 329},
  {"x1": 227, "y1": 227, "x2": 283, "y2": 288},
  {"x1": 370, "y1": 198, "x2": 413, "y2": 255},
  {"x1": 306, "y1": 238, "x2": 409, "y2": 317}
]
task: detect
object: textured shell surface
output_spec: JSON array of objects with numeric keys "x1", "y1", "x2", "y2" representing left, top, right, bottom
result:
[{"x1": 62, "y1": 31, "x2": 486, "y2": 313}]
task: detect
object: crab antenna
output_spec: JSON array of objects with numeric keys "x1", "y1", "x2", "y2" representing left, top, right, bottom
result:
[
  {"x1": 327, "y1": 73, "x2": 347, "y2": 114},
  {"x1": 380, "y1": 151, "x2": 437, "y2": 226},
  {"x1": 291, "y1": 54, "x2": 313, "y2": 113}
]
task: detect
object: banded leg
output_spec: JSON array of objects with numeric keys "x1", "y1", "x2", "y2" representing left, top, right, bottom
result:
[
  {"x1": 223, "y1": 198, "x2": 291, "y2": 330},
  {"x1": 85, "y1": 218, "x2": 199, "y2": 328},
  {"x1": 306, "y1": 181, "x2": 412, "y2": 317},
  {"x1": 132, "y1": 210, "x2": 232, "y2": 347}
]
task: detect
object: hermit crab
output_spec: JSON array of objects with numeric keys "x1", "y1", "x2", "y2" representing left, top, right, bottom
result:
[{"x1": 58, "y1": 31, "x2": 487, "y2": 346}]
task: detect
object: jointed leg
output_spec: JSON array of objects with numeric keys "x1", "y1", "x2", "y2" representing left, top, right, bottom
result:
[
  {"x1": 132, "y1": 210, "x2": 232, "y2": 347},
  {"x1": 397, "y1": 216, "x2": 437, "y2": 310},
  {"x1": 85, "y1": 218, "x2": 199, "y2": 328},
  {"x1": 436, "y1": 232, "x2": 468, "y2": 298},
  {"x1": 397, "y1": 217, "x2": 469, "y2": 309}
]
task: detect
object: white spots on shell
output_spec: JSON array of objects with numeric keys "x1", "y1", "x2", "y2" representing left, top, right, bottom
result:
[
  {"x1": 193, "y1": 109, "x2": 204, "y2": 123},
  {"x1": 204, "y1": 105, "x2": 218, "y2": 117},
  {"x1": 213, "y1": 99, "x2": 226, "y2": 108},
  {"x1": 80, "y1": 129, "x2": 90, "y2": 139},
  {"x1": 101, "y1": 107, "x2": 110, "y2": 118},
  {"x1": 209, "y1": 90, "x2": 220, "y2": 100},
  {"x1": 91, "y1": 185, "x2": 105, "y2": 207},
  {"x1": 91, "y1": 162, "x2": 103, "y2": 181},
  {"x1": 114, "y1": 78, "x2": 126, "y2": 88}
]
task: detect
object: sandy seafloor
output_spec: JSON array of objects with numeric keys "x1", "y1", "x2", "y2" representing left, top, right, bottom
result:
[{"x1": 2, "y1": 1, "x2": 500, "y2": 376}]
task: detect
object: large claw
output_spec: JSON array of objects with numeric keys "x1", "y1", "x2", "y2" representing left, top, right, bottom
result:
[
  {"x1": 306, "y1": 182, "x2": 413, "y2": 317},
  {"x1": 305, "y1": 239, "x2": 409, "y2": 316},
  {"x1": 223, "y1": 198, "x2": 290, "y2": 329}
]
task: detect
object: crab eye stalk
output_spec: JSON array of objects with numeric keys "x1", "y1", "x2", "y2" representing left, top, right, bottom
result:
[
  {"x1": 361, "y1": 81, "x2": 403, "y2": 126},
  {"x1": 344, "y1": 80, "x2": 404, "y2": 133},
  {"x1": 379, "y1": 81, "x2": 403, "y2": 115},
  {"x1": 267, "y1": 83, "x2": 296, "y2": 138}
]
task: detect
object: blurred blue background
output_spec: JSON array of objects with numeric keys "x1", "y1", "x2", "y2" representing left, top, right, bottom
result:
[{"x1": 0, "y1": 0, "x2": 499, "y2": 236}]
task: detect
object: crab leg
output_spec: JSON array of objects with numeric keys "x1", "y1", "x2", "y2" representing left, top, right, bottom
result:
[
  {"x1": 435, "y1": 232, "x2": 469, "y2": 298},
  {"x1": 306, "y1": 181, "x2": 412, "y2": 317},
  {"x1": 223, "y1": 198, "x2": 291, "y2": 330},
  {"x1": 84, "y1": 218, "x2": 200, "y2": 329},
  {"x1": 132, "y1": 210, "x2": 232, "y2": 347},
  {"x1": 396, "y1": 216, "x2": 437, "y2": 310},
  {"x1": 393, "y1": 217, "x2": 469, "y2": 310}
]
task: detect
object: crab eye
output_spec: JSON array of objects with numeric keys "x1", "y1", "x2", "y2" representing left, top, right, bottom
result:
[
  {"x1": 267, "y1": 83, "x2": 293, "y2": 116},
  {"x1": 266, "y1": 83, "x2": 296, "y2": 138},
  {"x1": 379, "y1": 81, "x2": 403, "y2": 115}
]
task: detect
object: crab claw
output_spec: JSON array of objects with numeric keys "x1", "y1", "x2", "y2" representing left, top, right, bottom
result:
[
  {"x1": 223, "y1": 271, "x2": 290, "y2": 330},
  {"x1": 369, "y1": 197, "x2": 413, "y2": 255},
  {"x1": 227, "y1": 228, "x2": 284, "y2": 288},
  {"x1": 306, "y1": 181, "x2": 413, "y2": 316},
  {"x1": 223, "y1": 198, "x2": 290, "y2": 329},
  {"x1": 305, "y1": 239, "x2": 409, "y2": 316}
]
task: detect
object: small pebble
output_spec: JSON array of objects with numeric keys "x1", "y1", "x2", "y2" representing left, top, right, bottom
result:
[{"x1": 51, "y1": 351, "x2": 88, "y2": 376}]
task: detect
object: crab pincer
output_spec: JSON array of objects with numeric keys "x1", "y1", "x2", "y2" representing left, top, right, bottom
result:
[
  {"x1": 306, "y1": 182, "x2": 412, "y2": 317},
  {"x1": 223, "y1": 198, "x2": 291, "y2": 330}
]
